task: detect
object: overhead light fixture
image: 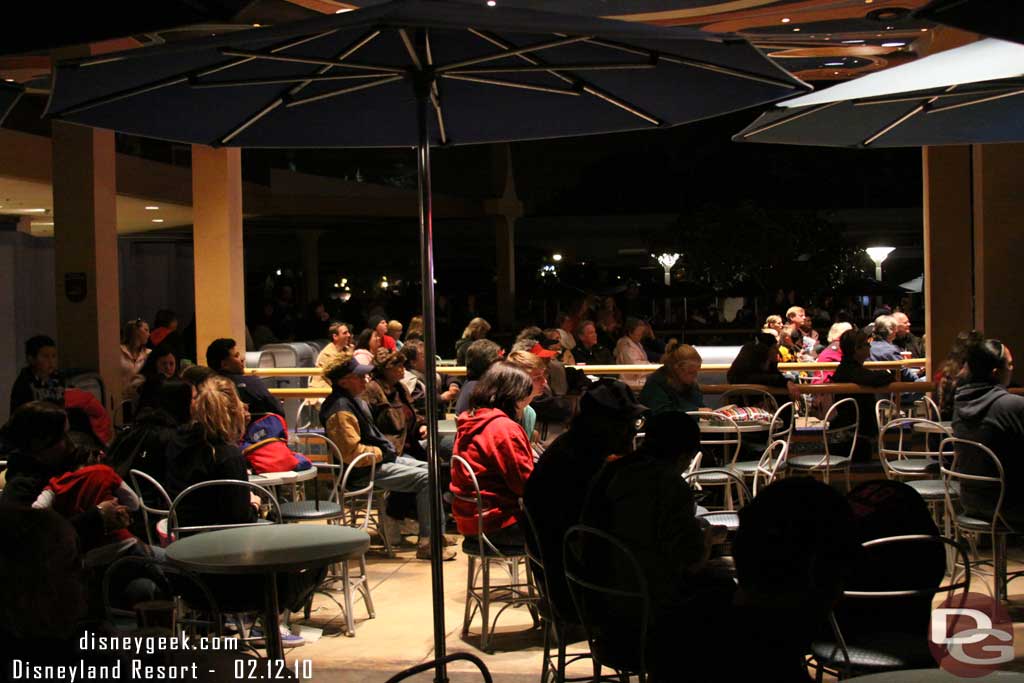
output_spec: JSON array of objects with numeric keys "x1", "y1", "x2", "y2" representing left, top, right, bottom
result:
[
  {"x1": 144, "y1": 205, "x2": 159, "y2": 210},
  {"x1": 16, "y1": 208, "x2": 48, "y2": 213},
  {"x1": 781, "y1": 17, "x2": 791, "y2": 23},
  {"x1": 652, "y1": 252, "x2": 680, "y2": 286},
  {"x1": 882, "y1": 42, "x2": 906, "y2": 47},
  {"x1": 552, "y1": 253, "x2": 563, "y2": 262},
  {"x1": 834, "y1": 71, "x2": 841, "y2": 75},
  {"x1": 793, "y1": 28, "x2": 801, "y2": 32},
  {"x1": 334, "y1": 7, "x2": 353, "y2": 12},
  {"x1": 842, "y1": 39, "x2": 865, "y2": 44},
  {"x1": 921, "y1": 28, "x2": 929, "y2": 32},
  {"x1": 825, "y1": 62, "x2": 844, "y2": 66},
  {"x1": 151, "y1": 218, "x2": 164, "y2": 223},
  {"x1": 866, "y1": 246, "x2": 895, "y2": 281},
  {"x1": 486, "y1": 0, "x2": 496, "y2": 5},
  {"x1": 3, "y1": 78, "x2": 13, "y2": 83},
  {"x1": 34, "y1": 222, "x2": 54, "y2": 227}
]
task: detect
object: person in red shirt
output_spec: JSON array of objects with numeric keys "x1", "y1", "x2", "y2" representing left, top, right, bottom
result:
[
  {"x1": 32, "y1": 449, "x2": 142, "y2": 565},
  {"x1": 451, "y1": 362, "x2": 535, "y2": 546}
]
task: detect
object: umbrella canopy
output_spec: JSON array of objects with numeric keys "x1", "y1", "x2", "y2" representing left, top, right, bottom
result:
[
  {"x1": 0, "y1": 81, "x2": 23, "y2": 125},
  {"x1": 899, "y1": 274, "x2": 924, "y2": 293},
  {"x1": 918, "y1": 0, "x2": 1024, "y2": 46},
  {"x1": 734, "y1": 38, "x2": 1024, "y2": 147},
  {"x1": 46, "y1": 1, "x2": 806, "y2": 673},
  {"x1": 47, "y1": 0, "x2": 806, "y2": 147}
]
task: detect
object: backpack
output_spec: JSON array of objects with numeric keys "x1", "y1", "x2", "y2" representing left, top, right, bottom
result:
[{"x1": 240, "y1": 413, "x2": 300, "y2": 474}]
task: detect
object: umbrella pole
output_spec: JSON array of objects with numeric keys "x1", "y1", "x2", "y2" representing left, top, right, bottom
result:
[{"x1": 415, "y1": 75, "x2": 449, "y2": 683}]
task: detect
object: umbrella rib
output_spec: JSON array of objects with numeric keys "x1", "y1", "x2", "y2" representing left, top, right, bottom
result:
[
  {"x1": 440, "y1": 73, "x2": 581, "y2": 95},
  {"x1": 862, "y1": 104, "x2": 925, "y2": 147},
  {"x1": 739, "y1": 101, "x2": 842, "y2": 139},
  {"x1": 285, "y1": 75, "x2": 405, "y2": 107},
  {"x1": 584, "y1": 37, "x2": 801, "y2": 90},
  {"x1": 850, "y1": 84, "x2": 1024, "y2": 107},
  {"x1": 424, "y1": 30, "x2": 448, "y2": 146},
  {"x1": 437, "y1": 36, "x2": 592, "y2": 72},
  {"x1": 220, "y1": 48, "x2": 404, "y2": 74},
  {"x1": 465, "y1": 29, "x2": 660, "y2": 126},
  {"x1": 215, "y1": 30, "x2": 384, "y2": 145},
  {"x1": 448, "y1": 63, "x2": 655, "y2": 74},
  {"x1": 194, "y1": 29, "x2": 341, "y2": 78},
  {"x1": 192, "y1": 73, "x2": 387, "y2": 88},
  {"x1": 927, "y1": 87, "x2": 1024, "y2": 114}
]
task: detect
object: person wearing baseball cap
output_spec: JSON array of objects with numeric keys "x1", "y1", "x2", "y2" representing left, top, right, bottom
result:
[
  {"x1": 522, "y1": 378, "x2": 646, "y2": 618},
  {"x1": 321, "y1": 352, "x2": 454, "y2": 561}
]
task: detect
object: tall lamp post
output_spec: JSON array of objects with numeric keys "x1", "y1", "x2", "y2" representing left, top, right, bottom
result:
[
  {"x1": 866, "y1": 246, "x2": 895, "y2": 282},
  {"x1": 653, "y1": 252, "x2": 680, "y2": 286}
]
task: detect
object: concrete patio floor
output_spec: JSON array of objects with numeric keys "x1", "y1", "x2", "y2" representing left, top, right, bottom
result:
[{"x1": 281, "y1": 533, "x2": 1024, "y2": 682}]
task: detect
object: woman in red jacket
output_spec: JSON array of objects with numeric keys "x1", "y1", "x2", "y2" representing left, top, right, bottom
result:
[{"x1": 451, "y1": 361, "x2": 535, "y2": 546}]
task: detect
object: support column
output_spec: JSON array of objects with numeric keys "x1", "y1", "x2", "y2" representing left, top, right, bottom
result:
[
  {"x1": 484, "y1": 144, "x2": 523, "y2": 332},
  {"x1": 52, "y1": 121, "x2": 121, "y2": 412},
  {"x1": 972, "y1": 143, "x2": 1024, "y2": 384},
  {"x1": 192, "y1": 145, "x2": 246, "y2": 361},
  {"x1": 301, "y1": 230, "x2": 322, "y2": 304},
  {"x1": 922, "y1": 146, "x2": 974, "y2": 381}
]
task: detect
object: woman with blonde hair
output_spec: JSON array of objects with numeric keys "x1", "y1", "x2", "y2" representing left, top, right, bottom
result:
[
  {"x1": 120, "y1": 318, "x2": 151, "y2": 398},
  {"x1": 639, "y1": 344, "x2": 705, "y2": 415},
  {"x1": 455, "y1": 317, "x2": 491, "y2": 365},
  {"x1": 165, "y1": 375, "x2": 255, "y2": 529}
]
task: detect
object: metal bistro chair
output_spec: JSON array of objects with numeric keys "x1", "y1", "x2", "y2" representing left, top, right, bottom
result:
[
  {"x1": 787, "y1": 397, "x2": 858, "y2": 490},
  {"x1": 940, "y1": 437, "x2": 1024, "y2": 603},
  {"x1": 128, "y1": 469, "x2": 173, "y2": 547},
  {"x1": 102, "y1": 554, "x2": 224, "y2": 637},
  {"x1": 307, "y1": 451, "x2": 379, "y2": 636},
  {"x1": 383, "y1": 653, "x2": 493, "y2": 683},
  {"x1": 728, "y1": 402, "x2": 794, "y2": 485},
  {"x1": 878, "y1": 418, "x2": 946, "y2": 481},
  {"x1": 563, "y1": 525, "x2": 649, "y2": 683},
  {"x1": 687, "y1": 468, "x2": 752, "y2": 534},
  {"x1": 451, "y1": 455, "x2": 539, "y2": 653},
  {"x1": 521, "y1": 502, "x2": 594, "y2": 683},
  {"x1": 686, "y1": 411, "x2": 744, "y2": 510},
  {"x1": 809, "y1": 534, "x2": 971, "y2": 681}
]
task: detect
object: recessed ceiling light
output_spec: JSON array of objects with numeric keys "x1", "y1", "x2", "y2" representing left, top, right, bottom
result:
[
  {"x1": 144, "y1": 205, "x2": 160, "y2": 210},
  {"x1": 825, "y1": 62, "x2": 844, "y2": 66},
  {"x1": 865, "y1": 0, "x2": 874, "y2": 3},
  {"x1": 834, "y1": 71, "x2": 840, "y2": 75},
  {"x1": 921, "y1": 28, "x2": 929, "y2": 32},
  {"x1": 886, "y1": 26, "x2": 894, "y2": 30},
  {"x1": 18, "y1": 208, "x2": 47, "y2": 213},
  {"x1": 842, "y1": 39, "x2": 865, "y2": 44},
  {"x1": 781, "y1": 17, "x2": 791, "y2": 23},
  {"x1": 151, "y1": 219, "x2": 164, "y2": 223},
  {"x1": 486, "y1": 0, "x2": 496, "y2": 5},
  {"x1": 34, "y1": 222, "x2": 54, "y2": 226},
  {"x1": 2, "y1": 78, "x2": 13, "y2": 83},
  {"x1": 793, "y1": 27, "x2": 801, "y2": 32},
  {"x1": 334, "y1": 7, "x2": 353, "y2": 12},
  {"x1": 882, "y1": 42, "x2": 906, "y2": 47}
]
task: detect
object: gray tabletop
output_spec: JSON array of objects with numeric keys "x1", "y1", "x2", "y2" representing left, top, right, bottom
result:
[
  {"x1": 166, "y1": 525, "x2": 370, "y2": 574},
  {"x1": 848, "y1": 670, "x2": 1024, "y2": 682},
  {"x1": 248, "y1": 466, "x2": 318, "y2": 488},
  {"x1": 698, "y1": 421, "x2": 769, "y2": 434}
]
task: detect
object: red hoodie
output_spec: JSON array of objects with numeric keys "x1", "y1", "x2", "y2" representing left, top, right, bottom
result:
[
  {"x1": 46, "y1": 464, "x2": 134, "y2": 543},
  {"x1": 451, "y1": 408, "x2": 534, "y2": 536}
]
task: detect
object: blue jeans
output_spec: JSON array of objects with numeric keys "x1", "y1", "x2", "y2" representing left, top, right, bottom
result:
[{"x1": 355, "y1": 456, "x2": 432, "y2": 540}]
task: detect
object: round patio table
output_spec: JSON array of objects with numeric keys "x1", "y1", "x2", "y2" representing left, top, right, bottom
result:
[
  {"x1": 166, "y1": 525, "x2": 369, "y2": 661},
  {"x1": 249, "y1": 466, "x2": 318, "y2": 499}
]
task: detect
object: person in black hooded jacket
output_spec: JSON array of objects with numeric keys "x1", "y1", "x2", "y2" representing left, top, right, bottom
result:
[
  {"x1": 164, "y1": 376, "x2": 256, "y2": 530},
  {"x1": 952, "y1": 338, "x2": 1024, "y2": 527}
]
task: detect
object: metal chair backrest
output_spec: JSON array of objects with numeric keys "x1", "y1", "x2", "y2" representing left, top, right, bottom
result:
[
  {"x1": 292, "y1": 432, "x2": 346, "y2": 504},
  {"x1": 339, "y1": 452, "x2": 379, "y2": 531},
  {"x1": 826, "y1": 534, "x2": 971, "y2": 674},
  {"x1": 383, "y1": 653, "x2": 492, "y2": 683},
  {"x1": 875, "y1": 398, "x2": 897, "y2": 435},
  {"x1": 753, "y1": 440, "x2": 789, "y2": 497},
  {"x1": 295, "y1": 401, "x2": 322, "y2": 432},
  {"x1": 720, "y1": 387, "x2": 779, "y2": 414},
  {"x1": 768, "y1": 401, "x2": 795, "y2": 447},
  {"x1": 878, "y1": 418, "x2": 947, "y2": 479},
  {"x1": 128, "y1": 469, "x2": 173, "y2": 546},
  {"x1": 686, "y1": 411, "x2": 743, "y2": 467},
  {"x1": 940, "y1": 437, "x2": 1011, "y2": 535},
  {"x1": 923, "y1": 395, "x2": 942, "y2": 422},
  {"x1": 822, "y1": 397, "x2": 859, "y2": 464},
  {"x1": 169, "y1": 479, "x2": 281, "y2": 537},
  {"x1": 451, "y1": 455, "x2": 520, "y2": 557},
  {"x1": 563, "y1": 524, "x2": 649, "y2": 682},
  {"x1": 683, "y1": 467, "x2": 752, "y2": 509}
]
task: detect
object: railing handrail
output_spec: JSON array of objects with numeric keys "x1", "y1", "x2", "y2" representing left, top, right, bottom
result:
[{"x1": 248, "y1": 358, "x2": 927, "y2": 378}]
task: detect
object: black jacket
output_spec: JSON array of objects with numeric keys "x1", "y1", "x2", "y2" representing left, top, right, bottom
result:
[
  {"x1": 9, "y1": 368, "x2": 65, "y2": 415},
  {"x1": 574, "y1": 342, "x2": 614, "y2": 366},
  {"x1": 164, "y1": 424, "x2": 255, "y2": 529},
  {"x1": 830, "y1": 360, "x2": 893, "y2": 436},
  {"x1": 220, "y1": 372, "x2": 284, "y2": 418},
  {"x1": 953, "y1": 382, "x2": 1024, "y2": 524}
]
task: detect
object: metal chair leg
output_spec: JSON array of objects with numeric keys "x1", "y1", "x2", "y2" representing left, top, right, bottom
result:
[
  {"x1": 541, "y1": 618, "x2": 552, "y2": 683},
  {"x1": 341, "y1": 560, "x2": 356, "y2": 637},
  {"x1": 994, "y1": 532, "x2": 1008, "y2": 603},
  {"x1": 358, "y1": 555, "x2": 375, "y2": 618},
  {"x1": 480, "y1": 559, "x2": 492, "y2": 653},
  {"x1": 462, "y1": 555, "x2": 476, "y2": 638}
]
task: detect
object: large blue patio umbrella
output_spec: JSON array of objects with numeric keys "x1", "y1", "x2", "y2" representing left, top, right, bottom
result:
[
  {"x1": 46, "y1": 0, "x2": 805, "y2": 673},
  {"x1": 0, "y1": 81, "x2": 24, "y2": 125}
]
